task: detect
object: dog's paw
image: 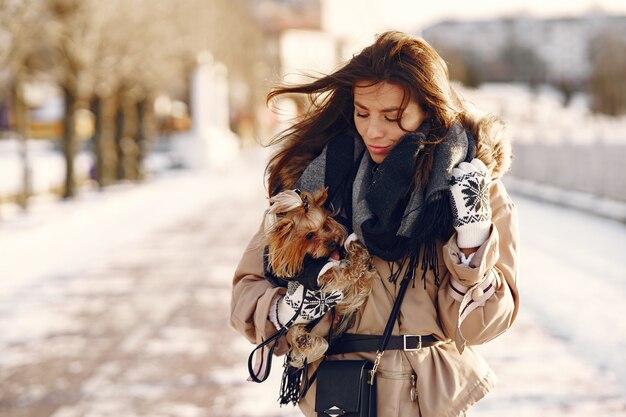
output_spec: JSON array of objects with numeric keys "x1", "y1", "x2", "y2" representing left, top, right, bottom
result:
[
  {"x1": 287, "y1": 325, "x2": 329, "y2": 368},
  {"x1": 317, "y1": 264, "x2": 343, "y2": 288},
  {"x1": 346, "y1": 245, "x2": 371, "y2": 267}
]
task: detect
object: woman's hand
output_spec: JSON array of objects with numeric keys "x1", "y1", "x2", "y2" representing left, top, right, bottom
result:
[
  {"x1": 275, "y1": 281, "x2": 343, "y2": 327},
  {"x1": 449, "y1": 158, "x2": 493, "y2": 249}
]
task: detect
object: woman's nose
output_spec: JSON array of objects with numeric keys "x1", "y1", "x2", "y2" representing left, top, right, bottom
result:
[{"x1": 365, "y1": 120, "x2": 384, "y2": 140}]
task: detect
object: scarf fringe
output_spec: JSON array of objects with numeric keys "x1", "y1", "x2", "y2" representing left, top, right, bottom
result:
[
  {"x1": 278, "y1": 355, "x2": 308, "y2": 406},
  {"x1": 389, "y1": 190, "x2": 452, "y2": 287},
  {"x1": 421, "y1": 240, "x2": 440, "y2": 287}
]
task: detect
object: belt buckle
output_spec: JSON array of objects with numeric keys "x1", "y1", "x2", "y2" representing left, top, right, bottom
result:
[{"x1": 403, "y1": 335, "x2": 422, "y2": 351}]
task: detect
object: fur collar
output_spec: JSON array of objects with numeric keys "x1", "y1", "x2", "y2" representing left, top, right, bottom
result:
[{"x1": 472, "y1": 114, "x2": 512, "y2": 180}]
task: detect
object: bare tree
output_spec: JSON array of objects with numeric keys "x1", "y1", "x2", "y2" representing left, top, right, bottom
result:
[
  {"x1": 101, "y1": 0, "x2": 278, "y2": 179},
  {"x1": 44, "y1": 0, "x2": 104, "y2": 198},
  {"x1": 431, "y1": 43, "x2": 482, "y2": 88},
  {"x1": 85, "y1": 0, "x2": 163, "y2": 185},
  {"x1": 589, "y1": 32, "x2": 626, "y2": 116},
  {"x1": 2, "y1": 0, "x2": 279, "y2": 203},
  {"x1": 101, "y1": 0, "x2": 189, "y2": 181},
  {"x1": 74, "y1": 0, "x2": 125, "y2": 188},
  {"x1": 0, "y1": 0, "x2": 48, "y2": 209},
  {"x1": 173, "y1": 0, "x2": 280, "y2": 136}
]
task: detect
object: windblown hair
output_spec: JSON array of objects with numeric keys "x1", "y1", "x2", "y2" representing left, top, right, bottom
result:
[{"x1": 265, "y1": 30, "x2": 511, "y2": 196}]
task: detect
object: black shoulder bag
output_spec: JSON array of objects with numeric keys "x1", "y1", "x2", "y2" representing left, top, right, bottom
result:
[{"x1": 315, "y1": 275, "x2": 412, "y2": 417}]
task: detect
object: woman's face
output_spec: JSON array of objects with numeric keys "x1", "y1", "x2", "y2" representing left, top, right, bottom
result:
[{"x1": 353, "y1": 81, "x2": 427, "y2": 164}]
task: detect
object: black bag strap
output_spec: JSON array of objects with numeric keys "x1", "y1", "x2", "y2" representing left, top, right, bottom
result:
[
  {"x1": 378, "y1": 274, "x2": 412, "y2": 352},
  {"x1": 367, "y1": 274, "x2": 412, "y2": 383}
]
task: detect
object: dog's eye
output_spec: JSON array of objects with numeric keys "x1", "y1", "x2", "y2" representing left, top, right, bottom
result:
[{"x1": 305, "y1": 232, "x2": 315, "y2": 240}]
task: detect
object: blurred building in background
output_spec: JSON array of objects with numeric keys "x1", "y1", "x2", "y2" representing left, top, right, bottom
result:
[
  {"x1": 422, "y1": 13, "x2": 626, "y2": 113},
  {"x1": 424, "y1": 14, "x2": 626, "y2": 85}
]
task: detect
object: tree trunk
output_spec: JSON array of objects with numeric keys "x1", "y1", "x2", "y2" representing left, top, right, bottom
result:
[
  {"x1": 99, "y1": 96, "x2": 117, "y2": 185},
  {"x1": 62, "y1": 85, "x2": 77, "y2": 199},
  {"x1": 114, "y1": 96, "x2": 125, "y2": 181},
  {"x1": 13, "y1": 71, "x2": 32, "y2": 209},
  {"x1": 136, "y1": 98, "x2": 147, "y2": 180},
  {"x1": 124, "y1": 99, "x2": 139, "y2": 180},
  {"x1": 91, "y1": 95, "x2": 118, "y2": 188},
  {"x1": 91, "y1": 96, "x2": 104, "y2": 189}
]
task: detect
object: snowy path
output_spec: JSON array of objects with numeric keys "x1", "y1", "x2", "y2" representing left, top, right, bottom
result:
[
  {"x1": 470, "y1": 193, "x2": 626, "y2": 416},
  {"x1": 0, "y1": 149, "x2": 625, "y2": 417},
  {"x1": 514, "y1": 192, "x2": 626, "y2": 382}
]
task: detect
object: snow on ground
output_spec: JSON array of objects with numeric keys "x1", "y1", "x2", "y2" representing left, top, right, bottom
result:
[
  {"x1": 0, "y1": 146, "x2": 298, "y2": 417},
  {"x1": 0, "y1": 145, "x2": 266, "y2": 307},
  {"x1": 470, "y1": 189, "x2": 626, "y2": 416},
  {"x1": 505, "y1": 177, "x2": 626, "y2": 223},
  {"x1": 0, "y1": 139, "x2": 92, "y2": 198},
  {"x1": 0, "y1": 137, "x2": 178, "y2": 200},
  {"x1": 1, "y1": 147, "x2": 625, "y2": 416},
  {"x1": 507, "y1": 185, "x2": 626, "y2": 385}
]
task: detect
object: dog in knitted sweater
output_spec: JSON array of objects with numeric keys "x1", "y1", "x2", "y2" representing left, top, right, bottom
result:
[{"x1": 264, "y1": 188, "x2": 375, "y2": 368}]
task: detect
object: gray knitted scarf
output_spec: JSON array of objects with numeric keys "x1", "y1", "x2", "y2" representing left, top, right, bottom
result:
[{"x1": 296, "y1": 121, "x2": 475, "y2": 283}]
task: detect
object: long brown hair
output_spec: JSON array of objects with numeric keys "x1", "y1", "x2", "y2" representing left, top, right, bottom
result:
[{"x1": 266, "y1": 31, "x2": 485, "y2": 196}]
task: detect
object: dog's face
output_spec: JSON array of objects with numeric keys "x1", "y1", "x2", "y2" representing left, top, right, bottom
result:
[{"x1": 265, "y1": 188, "x2": 347, "y2": 278}]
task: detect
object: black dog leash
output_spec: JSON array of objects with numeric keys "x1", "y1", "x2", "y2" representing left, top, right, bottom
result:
[{"x1": 247, "y1": 289, "x2": 307, "y2": 383}]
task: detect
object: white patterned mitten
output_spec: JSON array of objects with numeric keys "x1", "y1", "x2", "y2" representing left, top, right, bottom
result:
[
  {"x1": 275, "y1": 281, "x2": 343, "y2": 327},
  {"x1": 449, "y1": 158, "x2": 493, "y2": 249}
]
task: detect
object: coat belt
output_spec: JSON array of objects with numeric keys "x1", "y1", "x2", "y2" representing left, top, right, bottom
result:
[{"x1": 326, "y1": 333, "x2": 440, "y2": 355}]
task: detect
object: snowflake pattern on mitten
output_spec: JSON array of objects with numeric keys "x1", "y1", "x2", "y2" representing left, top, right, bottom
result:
[
  {"x1": 300, "y1": 289, "x2": 343, "y2": 321},
  {"x1": 283, "y1": 280, "x2": 342, "y2": 322},
  {"x1": 449, "y1": 159, "x2": 493, "y2": 249},
  {"x1": 450, "y1": 171, "x2": 491, "y2": 227}
]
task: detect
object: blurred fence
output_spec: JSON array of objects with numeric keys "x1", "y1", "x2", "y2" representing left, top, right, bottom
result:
[{"x1": 510, "y1": 143, "x2": 626, "y2": 202}]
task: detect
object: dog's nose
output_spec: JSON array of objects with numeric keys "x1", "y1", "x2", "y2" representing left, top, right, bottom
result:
[{"x1": 326, "y1": 241, "x2": 339, "y2": 251}]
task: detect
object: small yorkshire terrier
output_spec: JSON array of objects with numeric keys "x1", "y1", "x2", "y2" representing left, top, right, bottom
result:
[{"x1": 264, "y1": 188, "x2": 376, "y2": 368}]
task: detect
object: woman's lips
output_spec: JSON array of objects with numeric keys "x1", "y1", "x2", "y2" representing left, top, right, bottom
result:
[{"x1": 367, "y1": 144, "x2": 391, "y2": 154}]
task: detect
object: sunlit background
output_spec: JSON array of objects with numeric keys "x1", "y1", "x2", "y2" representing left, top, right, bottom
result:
[{"x1": 1, "y1": 1, "x2": 625, "y2": 416}]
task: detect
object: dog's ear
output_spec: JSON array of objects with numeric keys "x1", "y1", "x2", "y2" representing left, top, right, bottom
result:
[
  {"x1": 312, "y1": 187, "x2": 329, "y2": 206},
  {"x1": 266, "y1": 217, "x2": 299, "y2": 277},
  {"x1": 264, "y1": 205, "x2": 295, "y2": 235},
  {"x1": 272, "y1": 217, "x2": 295, "y2": 238}
]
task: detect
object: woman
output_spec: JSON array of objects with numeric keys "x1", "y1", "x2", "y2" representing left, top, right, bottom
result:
[{"x1": 231, "y1": 31, "x2": 519, "y2": 417}]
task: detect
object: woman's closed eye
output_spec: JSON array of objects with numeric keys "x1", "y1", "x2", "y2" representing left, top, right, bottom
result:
[{"x1": 355, "y1": 112, "x2": 398, "y2": 123}]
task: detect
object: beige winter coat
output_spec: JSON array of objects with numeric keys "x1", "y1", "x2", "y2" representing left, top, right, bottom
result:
[{"x1": 231, "y1": 131, "x2": 520, "y2": 417}]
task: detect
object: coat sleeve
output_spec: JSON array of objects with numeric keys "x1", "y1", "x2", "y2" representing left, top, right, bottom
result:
[
  {"x1": 437, "y1": 180, "x2": 520, "y2": 352},
  {"x1": 230, "y1": 214, "x2": 289, "y2": 356}
]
